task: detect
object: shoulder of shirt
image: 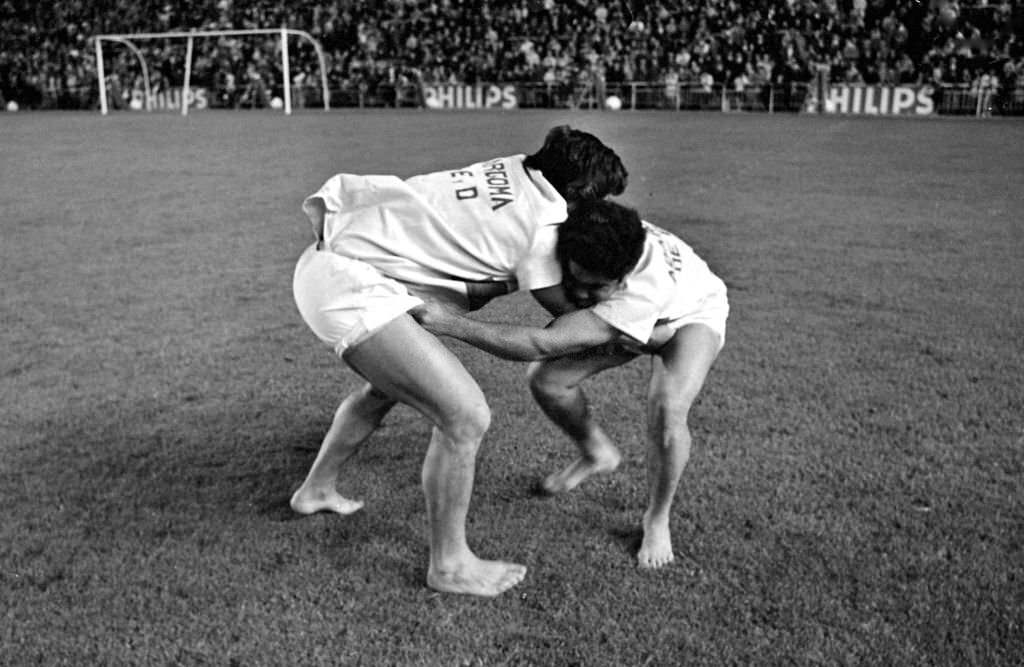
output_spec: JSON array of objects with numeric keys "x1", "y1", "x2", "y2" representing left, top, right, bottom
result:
[
  {"x1": 632, "y1": 237, "x2": 664, "y2": 275},
  {"x1": 620, "y1": 233, "x2": 676, "y2": 290},
  {"x1": 474, "y1": 154, "x2": 525, "y2": 168},
  {"x1": 642, "y1": 220, "x2": 694, "y2": 249},
  {"x1": 641, "y1": 219, "x2": 675, "y2": 237},
  {"x1": 517, "y1": 158, "x2": 563, "y2": 208}
]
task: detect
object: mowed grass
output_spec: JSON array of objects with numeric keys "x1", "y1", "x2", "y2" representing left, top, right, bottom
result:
[{"x1": 1, "y1": 109, "x2": 1021, "y2": 665}]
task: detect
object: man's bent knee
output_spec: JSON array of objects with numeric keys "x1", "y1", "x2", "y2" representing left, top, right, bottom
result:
[
  {"x1": 649, "y1": 397, "x2": 692, "y2": 444},
  {"x1": 439, "y1": 402, "x2": 492, "y2": 446}
]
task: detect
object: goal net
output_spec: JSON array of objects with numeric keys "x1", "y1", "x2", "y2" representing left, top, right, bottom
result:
[{"x1": 94, "y1": 27, "x2": 330, "y2": 115}]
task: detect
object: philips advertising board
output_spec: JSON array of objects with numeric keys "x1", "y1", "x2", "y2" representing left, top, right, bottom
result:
[
  {"x1": 423, "y1": 84, "x2": 518, "y2": 109},
  {"x1": 823, "y1": 84, "x2": 934, "y2": 116}
]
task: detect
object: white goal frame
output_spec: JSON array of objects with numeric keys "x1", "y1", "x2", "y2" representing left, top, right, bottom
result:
[{"x1": 94, "y1": 27, "x2": 330, "y2": 115}]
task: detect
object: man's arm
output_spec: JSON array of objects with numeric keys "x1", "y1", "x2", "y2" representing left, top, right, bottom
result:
[
  {"x1": 532, "y1": 287, "x2": 675, "y2": 353},
  {"x1": 412, "y1": 302, "x2": 621, "y2": 361}
]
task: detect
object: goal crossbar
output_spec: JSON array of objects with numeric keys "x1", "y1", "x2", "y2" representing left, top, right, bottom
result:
[{"x1": 94, "y1": 27, "x2": 330, "y2": 115}]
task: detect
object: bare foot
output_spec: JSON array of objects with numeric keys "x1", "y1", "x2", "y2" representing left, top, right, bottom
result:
[
  {"x1": 427, "y1": 556, "x2": 527, "y2": 597},
  {"x1": 290, "y1": 485, "x2": 365, "y2": 516},
  {"x1": 541, "y1": 446, "x2": 622, "y2": 495},
  {"x1": 637, "y1": 513, "x2": 674, "y2": 568}
]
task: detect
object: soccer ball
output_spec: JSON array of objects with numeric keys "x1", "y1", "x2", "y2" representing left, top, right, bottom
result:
[
  {"x1": 5, "y1": 100, "x2": 18, "y2": 112},
  {"x1": 269, "y1": 96, "x2": 284, "y2": 110},
  {"x1": 605, "y1": 95, "x2": 623, "y2": 111}
]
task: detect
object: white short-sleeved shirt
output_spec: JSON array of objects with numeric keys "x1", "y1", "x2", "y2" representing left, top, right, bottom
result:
[
  {"x1": 302, "y1": 155, "x2": 567, "y2": 293},
  {"x1": 591, "y1": 222, "x2": 729, "y2": 343}
]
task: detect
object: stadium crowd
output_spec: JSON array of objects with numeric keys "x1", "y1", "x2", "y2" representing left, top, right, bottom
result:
[{"x1": 1, "y1": 0, "x2": 1022, "y2": 110}]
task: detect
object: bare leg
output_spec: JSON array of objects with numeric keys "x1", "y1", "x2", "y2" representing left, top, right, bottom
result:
[
  {"x1": 345, "y1": 314, "x2": 526, "y2": 596},
  {"x1": 291, "y1": 383, "x2": 397, "y2": 515},
  {"x1": 420, "y1": 425, "x2": 525, "y2": 595},
  {"x1": 528, "y1": 350, "x2": 636, "y2": 494},
  {"x1": 638, "y1": 324, "x2": 720, "y2": 569}
]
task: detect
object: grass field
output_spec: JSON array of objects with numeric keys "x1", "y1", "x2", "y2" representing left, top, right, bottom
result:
[{"x1": 2, "y1": 109, "x2": 1022, "y2": 665}]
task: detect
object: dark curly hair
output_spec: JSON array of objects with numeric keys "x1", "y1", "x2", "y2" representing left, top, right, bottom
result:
[
  {"x1": 556, "y1": 199, "x2": 646, "y2": 282},
  {"x1": 523, "y1": 125, "x2": 628, "y2": 202}
]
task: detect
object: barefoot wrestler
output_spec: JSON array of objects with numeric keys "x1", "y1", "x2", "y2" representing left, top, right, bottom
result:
[
  {"x1": 290, "y1": 127, "x2": 627, "y2": 596},
  {"x1": 412, "y1": 199, "x2": 728, "y2": 569}
]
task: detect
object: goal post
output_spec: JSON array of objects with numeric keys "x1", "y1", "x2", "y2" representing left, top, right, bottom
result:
[{"x1": 94, "y1": 27, "x2": 330, "y2": 115}]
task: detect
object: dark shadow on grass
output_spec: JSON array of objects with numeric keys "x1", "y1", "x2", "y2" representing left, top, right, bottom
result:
[
  {"x1": 322, "y1": 513, "x2": 425, "y2": 590},
  {"x1": 608, "y1": 523, "x2": 644, "y2": 558},
  {"x1": 7, "y1": 390, "x2": 337, "y2": 520}
]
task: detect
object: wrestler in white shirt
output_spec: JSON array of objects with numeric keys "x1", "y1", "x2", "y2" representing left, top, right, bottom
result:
[
  {"x1": 289, "y1": 126, "x2": 628, "y2": 597},
  {"x1": 412, "y1": 199, "x2": 728, "y2": 571}
]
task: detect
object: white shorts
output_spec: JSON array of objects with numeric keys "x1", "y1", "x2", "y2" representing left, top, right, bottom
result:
[
  {"x1": 293, "y1": 243, "x2": 423, "y2": 356},
  {"x1": 661, "y1": 289, "x2": 730, "y2": 352}
]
